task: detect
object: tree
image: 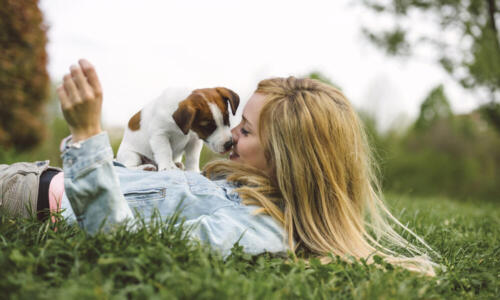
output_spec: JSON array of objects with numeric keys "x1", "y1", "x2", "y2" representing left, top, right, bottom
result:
[
  {"x1": 359, "y1": 0, "x2": 500, "y2": 131},
  {"x1": 0, "y1": 0, "x2": 49, "y2": 150},
  {"x1": 415, "y1": 84, "x2": 452, "y2": 130}
]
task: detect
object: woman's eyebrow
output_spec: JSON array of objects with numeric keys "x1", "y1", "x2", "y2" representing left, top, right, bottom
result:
[{"x1": 242, "y1": 115, "x2": 254, "y2": 130}]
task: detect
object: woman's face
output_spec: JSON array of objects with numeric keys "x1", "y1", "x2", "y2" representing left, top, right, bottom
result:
[{"x1": 230, "y1": 93, "x2": 270, "y2": 173}]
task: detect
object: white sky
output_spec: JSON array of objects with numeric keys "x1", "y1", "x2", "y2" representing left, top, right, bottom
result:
[{"x1": 39, "y1": 0, "x2": 478, "y2": 131}]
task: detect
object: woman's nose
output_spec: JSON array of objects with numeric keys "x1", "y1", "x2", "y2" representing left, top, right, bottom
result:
[{"x1": 231, "y1": 126, "x2": 239, "y2": 143}]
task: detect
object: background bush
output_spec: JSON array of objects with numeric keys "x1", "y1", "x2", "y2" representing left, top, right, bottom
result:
[
  {"x1": 0, "y1": 0, "x2": 49, "y2": 151},
  {"x1": 363, "y1": 85, "x2": 500, "y2": 202},
  {"x1": 0, "y1": 84, "x2": 69, "y2": 166}
]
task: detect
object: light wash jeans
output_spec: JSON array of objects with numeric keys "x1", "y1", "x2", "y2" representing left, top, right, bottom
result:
[{"x1": 60, "y1": 132, "x2": 289, "y2": 257}]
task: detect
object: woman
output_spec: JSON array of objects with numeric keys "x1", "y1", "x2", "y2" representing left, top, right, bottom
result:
[{"x1": 0, "y1": 59, "x2": 437, "y2": 275}]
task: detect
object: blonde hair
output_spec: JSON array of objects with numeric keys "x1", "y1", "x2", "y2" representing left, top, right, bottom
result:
[{"x1": 204, "y1": 77, "x2": 438, "y2": 275}]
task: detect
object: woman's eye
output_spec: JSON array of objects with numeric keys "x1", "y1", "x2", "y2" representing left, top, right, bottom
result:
[{"x1": 240, "y1": 128, "x2": 250, "y2": 136}]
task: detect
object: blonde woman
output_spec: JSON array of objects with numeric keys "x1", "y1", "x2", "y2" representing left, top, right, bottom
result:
[{"x1": 0, "y1": 59, "x2": 437, "y2": 275}]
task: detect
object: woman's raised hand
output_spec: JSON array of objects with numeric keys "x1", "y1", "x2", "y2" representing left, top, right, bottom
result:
[{"x1": 57, "y1": 59, "x2": 103, "y2": 143}]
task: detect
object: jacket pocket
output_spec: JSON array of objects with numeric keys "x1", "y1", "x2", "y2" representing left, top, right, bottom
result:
[{"x1": 124, "y1": 188, "x2": 167, "y2": 218}]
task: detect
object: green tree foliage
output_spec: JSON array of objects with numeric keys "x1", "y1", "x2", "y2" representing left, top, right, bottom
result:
[
  {"x1": 479, "y1": 101, "x2": 500, "y2": 130},
  {"x1": 359, "y1": 0, "x2": 500, "y2": 130},
  {"x1": 0, "y1": 0, "x2": 49, "y2": 151},
  {"x1": 414, "y1": 84, "x2": 452, "y2": 130},
  {"x1": 373, "y1": 86, "x2": 500, "y2": 201}
]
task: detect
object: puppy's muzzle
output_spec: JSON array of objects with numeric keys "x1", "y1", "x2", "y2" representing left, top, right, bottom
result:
[{"x1": 223, "y1": 138, "x2": 233, "y2": 152}]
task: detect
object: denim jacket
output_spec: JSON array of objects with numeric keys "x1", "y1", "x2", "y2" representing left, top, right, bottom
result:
[{"x1": 60, "y1": 132, "x2": 289, "y2": 257}]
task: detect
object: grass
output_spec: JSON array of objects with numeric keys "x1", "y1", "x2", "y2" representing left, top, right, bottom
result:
[{"x1": 1, "y1": 194, "x2": 499, "y2": 299}]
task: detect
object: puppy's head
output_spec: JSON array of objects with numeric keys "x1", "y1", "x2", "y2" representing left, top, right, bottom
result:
[{"x1": 172, "y1": 87, "x2": 239, "y2": 153}]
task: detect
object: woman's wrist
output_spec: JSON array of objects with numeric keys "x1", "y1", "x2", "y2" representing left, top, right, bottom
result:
[{"x1": 71, "y1": 127, "x2": 102, "y2": 143}]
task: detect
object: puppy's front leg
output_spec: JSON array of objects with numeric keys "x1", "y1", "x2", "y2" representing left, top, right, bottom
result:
[
  {"x1": 150, "y1": 132, "x2": 177, "y2": 171},
  {"x1": 184, "y1": 138, "x2": 203, "y2": 172}
]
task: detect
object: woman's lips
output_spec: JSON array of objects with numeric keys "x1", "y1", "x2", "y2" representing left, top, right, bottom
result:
[{"x1": 229, "y1": 149, "x2": 239, "y2": 160}]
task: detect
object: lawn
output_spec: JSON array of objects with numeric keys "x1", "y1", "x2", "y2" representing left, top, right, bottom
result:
[{"x1": 1, "y1": 194, "x2": 499, "y2": 299}]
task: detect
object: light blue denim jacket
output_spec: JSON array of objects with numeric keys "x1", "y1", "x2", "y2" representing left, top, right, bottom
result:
[{"x1": 59, "y1": 132, "x2": 289, "y2": 257}]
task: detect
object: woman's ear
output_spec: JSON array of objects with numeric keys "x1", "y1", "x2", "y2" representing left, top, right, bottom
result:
[
  {"x1": 216, "y1": 87, "x2": 240, "y2": 115},
  {"x1": 172, "y1": 101, "x2": 196, "y2": 135}
]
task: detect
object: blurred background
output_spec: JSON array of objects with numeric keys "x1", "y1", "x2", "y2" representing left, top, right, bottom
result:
[{"x1": 1, "y1": 0, "x2": 499, "y2": 203}]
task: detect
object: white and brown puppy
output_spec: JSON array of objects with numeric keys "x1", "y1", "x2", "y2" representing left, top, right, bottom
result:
[{"x1": 117, "y1": 87, "x2": 239, "y2": 172}]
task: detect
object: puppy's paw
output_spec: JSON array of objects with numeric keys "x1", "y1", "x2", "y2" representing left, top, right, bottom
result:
[
  {"x1": 158, "y1": 162, "x2": 179, "y2": 171},
  {"x1": 138, "y1": 164, "x2": 157, "y2": 171},
  {"x1": 175, "y1": 162, "x2": 185, "y2": 170}
]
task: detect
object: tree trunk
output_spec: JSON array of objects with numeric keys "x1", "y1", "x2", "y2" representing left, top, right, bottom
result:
[{"x1": 487, "y1": 0, "x2": 500, "y2": 48}]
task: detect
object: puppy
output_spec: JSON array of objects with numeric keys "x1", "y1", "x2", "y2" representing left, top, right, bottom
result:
[{"x1": 117, "y1": 87, "x2": 239, "y2": 172}]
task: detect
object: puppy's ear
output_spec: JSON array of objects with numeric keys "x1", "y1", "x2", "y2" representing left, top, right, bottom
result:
[
  {"x1": 172, "y1": 102, "x2": 196, "y2": 135},
  {"x1": 216, "y1": 87, "x2": 240, "y2": 115}
]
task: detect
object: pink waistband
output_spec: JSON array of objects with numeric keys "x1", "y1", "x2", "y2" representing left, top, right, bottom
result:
[{"x1": 48, "y1": 172, "x2": 64, "y2": 213}]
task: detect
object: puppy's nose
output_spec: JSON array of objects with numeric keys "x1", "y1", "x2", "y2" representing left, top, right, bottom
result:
[{"x1": 224, "y1": 139, "x2": 233, "y2": 151}]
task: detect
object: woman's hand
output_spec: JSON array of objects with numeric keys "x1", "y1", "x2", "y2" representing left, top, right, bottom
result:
[{"x1": 56, "y1": 59, "x2": 103, "y2": 143}]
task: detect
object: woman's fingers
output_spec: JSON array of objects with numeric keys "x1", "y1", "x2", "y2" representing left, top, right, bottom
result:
[
  {"x1": 79, "y1": 59, "x2": 102, "y2": 97},
  {"x1": 63, "y1": 74, "x2": 81, "y2": 103},
  {"x1": 56, "y1": 85, "x2": 70, "y2": 109},
  {"x1": 70, "y1": 65, "x2": 94, "y2": 100},
  {"x1": 61, "y1": 61, "x2": 102, "y2": 106}
]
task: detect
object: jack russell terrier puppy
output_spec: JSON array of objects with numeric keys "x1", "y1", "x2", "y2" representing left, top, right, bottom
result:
[{"x1": 117, "y1": 87, "x2": 239, "y2": 172}]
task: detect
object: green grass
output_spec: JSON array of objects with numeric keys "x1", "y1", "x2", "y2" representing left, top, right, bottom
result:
[{"x1": 1, "y1": 195, "x2": 499, "y2": 299}]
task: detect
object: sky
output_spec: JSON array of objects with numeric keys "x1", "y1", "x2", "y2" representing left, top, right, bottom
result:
[{"x1": 39, "y1": 0, "x2": 478, "y2": 131}]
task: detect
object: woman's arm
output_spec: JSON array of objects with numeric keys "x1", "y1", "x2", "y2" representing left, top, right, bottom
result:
[{"x1": 57, "y1": 60, "x2": 134, "y2": 234}]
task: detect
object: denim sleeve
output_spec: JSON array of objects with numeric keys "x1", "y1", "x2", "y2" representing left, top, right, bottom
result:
[
  {"x1": 185, "y1": 204, "x2": 289, "y2": 258},
  {"x1": 62, "y1": 132, "x2": 134, "y2": 234}
]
